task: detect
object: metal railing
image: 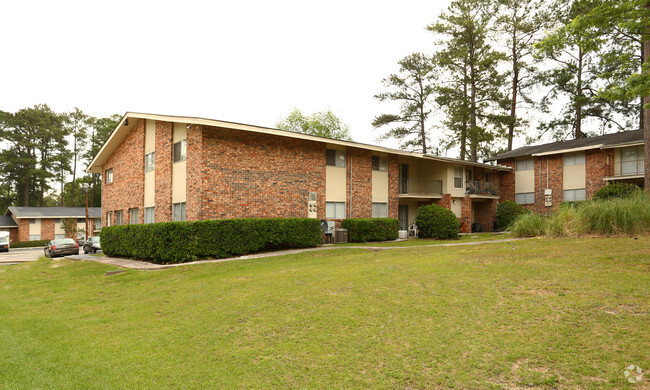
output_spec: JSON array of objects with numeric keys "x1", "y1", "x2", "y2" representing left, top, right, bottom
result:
[
  {"x1": 399, "y1": 178, "x2": 443, "y2": 195},
  {"x1": 465, "y1": 181, "x2": 499, "y2": 196},
  {"x1": 612, "y1": 159, "x2": 644, "y2": 177}
]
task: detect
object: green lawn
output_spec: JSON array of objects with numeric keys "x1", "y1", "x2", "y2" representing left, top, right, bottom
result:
[
  {"x1": 339, "y1": 232, "x2": 511, "y2": 247},
  {"x1": 0, "y1": 236, "x2": 648, "y2": 389}
]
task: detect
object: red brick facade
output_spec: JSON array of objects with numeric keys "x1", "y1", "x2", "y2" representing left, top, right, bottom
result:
[
  {"x1": 18, "y1": 219, "x2": 29, "y2": 241},
  {"x1": 388, "y1": 155, "x2": 399, "y2": 219},
  {"x1": 348, "y1": 148, "x2": 372, "y2": 218},
  {"x1": 155, "y1": 121, "x2": 173, "y2": 223}
]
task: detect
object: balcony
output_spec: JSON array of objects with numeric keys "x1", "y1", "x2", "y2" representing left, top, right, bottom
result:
[
  {"x1": 399, "y1": 178, "x2": 443, "y2": 198},
  {"x1": 612, "y1": 159, "x2": 644, "y2": 177},
  {"x1": 466, "y1": 181, "x2": 499, "y2": 197}
]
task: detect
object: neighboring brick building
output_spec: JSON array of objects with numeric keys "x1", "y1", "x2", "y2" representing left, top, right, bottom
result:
[
  {"x1": 487, "y1": 130, "x2": 645, "y2": 213},
  {"x1": 2, "y1": 207, "x2": 102, "y2": 243},
  {"x1": 88, "y1": 113, "x2": 512, "y2": 234}
]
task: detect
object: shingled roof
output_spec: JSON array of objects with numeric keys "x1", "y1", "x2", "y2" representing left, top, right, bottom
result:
[
  {"x1": 6, "y1": 207, "x2": 101, "y2": 219},
  {"x1": 485, "y1": 130, "x2": 643, "y2": 162},
  {"x1": 0, "y1": 216, "x2": 18, "y2": 228}
]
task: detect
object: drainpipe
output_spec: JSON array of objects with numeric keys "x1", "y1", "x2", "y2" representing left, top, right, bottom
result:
[{"x1": 349, "y1": 148, "x2": 352, "y2": 219}]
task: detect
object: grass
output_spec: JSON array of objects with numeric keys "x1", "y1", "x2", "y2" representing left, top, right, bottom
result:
[
  {"x1": 338, "y1": 232, "x2": 508, "y2": 247},
  {"x1": 0, "y1": 236, "x2": 648, "y2": 389}
]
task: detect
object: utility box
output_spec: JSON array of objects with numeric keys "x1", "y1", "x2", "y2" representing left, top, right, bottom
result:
[
  {"x1": 544, "y1": 189, "x2": 553, "y2": 207},
  {"x1": 398, "y1": 230, "x2": 408, "y2": 239},
  {"x1": 334, "y1": 228, "x2": 348, "y2": 244}
]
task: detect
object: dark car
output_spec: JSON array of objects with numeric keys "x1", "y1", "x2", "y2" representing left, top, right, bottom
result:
[
  {"x1": 44, "y1": 238, "x2": 79, "y2": 258},
  {"x1": 0, "y1": 236, "x2": 9, "y2": 252},
  {"x1": 83, "y1": 236, "x2": 101, "y2": 254}
]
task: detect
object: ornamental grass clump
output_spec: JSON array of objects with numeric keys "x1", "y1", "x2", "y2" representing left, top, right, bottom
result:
[
  {"x1": 509, "y1": 213, "x2": 545, "y2": 237},
  {"x1": 575, "y1": 194, "x2": 650, "y2": 236}
]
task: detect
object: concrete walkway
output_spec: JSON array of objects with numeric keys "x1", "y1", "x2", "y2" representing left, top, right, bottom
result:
[{"x1": 64, "y1": 237, "x2": 529, "y2": 270}]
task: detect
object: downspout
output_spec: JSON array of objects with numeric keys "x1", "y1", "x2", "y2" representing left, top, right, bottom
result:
[{"x1": 349, "y1": 148, "x2": 352, "y2": 219}]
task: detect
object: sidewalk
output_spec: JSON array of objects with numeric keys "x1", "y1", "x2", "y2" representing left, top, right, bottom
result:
[{"x1": 65, "y1": 237, "x2": 529, "y2": 270}]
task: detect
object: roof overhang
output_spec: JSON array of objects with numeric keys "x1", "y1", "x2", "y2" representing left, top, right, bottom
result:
[
  {"x1": 600, "y1": 141, "x2": 644, "y2": 150},
  {"x1": 86, "y1": 112, "x2": 512, "y2": 173},
  {"x1": 532, "y1": 144, "x2": 603, "y2": 157}
]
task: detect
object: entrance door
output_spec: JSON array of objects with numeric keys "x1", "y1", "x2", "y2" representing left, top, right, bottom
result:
[{"x1": 398, "y1": 205, "x2": 409, "y2": 230}]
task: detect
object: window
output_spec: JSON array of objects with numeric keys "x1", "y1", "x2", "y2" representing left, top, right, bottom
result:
[
  {"x1": 144, "y1": 207, "x2": 155, "y2": 224},
  {"x1": 145, "y1": 152, "x2": 155, "y2": 172},
  {"x1": 94, "y1": 218, "x2": 101, "y2": 230},
  {"x1": 77, "y1": 218, "x2": 85, "y2": 223},
  {"x1": 173, "y1": 140, "x2": 187, "y2": 163},
  {"x1": 563, "y1": 188, "x2": 586, "y2": 202},
  {"x1": 515, "y1": 193, "x2": 535, "y2": 204},
  {"x1": 115, "y1": 210, "x2": 123, "y2": 226},
  {"x1": 30, "y1": 218, "x2": 40, "y2": 224},
  {"x1": 326, "y1": 149, "x2": 346, "y2": 168},
  {"x1": 325, "y1": 202, "x2": 346, "y2": 219},
  {"x1": 54, "y1": 234, "x2": 65, "y2": 240},
  {"x1": 563, "y1": 152, "x2": 585, "y2": 166},
  {"x1": 453, "y1": 167, "x2": 463, "y2": 188},
  {"x1": 372, "y1": 203, "x2": 388, "y2": 218},
  {"x1": 466, "y1": 168, "x2": 473, "y2": 183},
  {"x1": 173, "y1": 202, "x2": 186, "y2": 221},
  {"x1": 516, "y1": 158, "x2": 534, "y2": 171},
  {"x1": 372, "y1": 156, "x2": 387, "y2": 171},
  {"x1": 29, "y1": 235, "x2": 41, "y2": 241},
  {"x1": 106, "y1": 212, "x2": 112, "y2": 227},
  {"x1": 55, "y1": 218, "x2": 61, "y2": 224},
  {"x1": 105, "y1": 168, "x2": 113, "y2": 184},
  {"x1": 129, "y1": 208, "x2": 139, "y2": 224}
]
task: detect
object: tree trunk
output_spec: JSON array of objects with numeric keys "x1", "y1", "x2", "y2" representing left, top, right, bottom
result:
[
  {"x1": 508, "y1": 30, "x2": 518, "y2": 151},
  {"x1": 644, "y1": 2, "x2": 650, "y2": 192},
  {"x1": 460, "y1": 66, "x2": 469, "y2": 161},
  {"x1": 23, "y1": 174, "x2": 29, "y2": 207},
  {"x1": 71, "y1": 134, "x2": 77, "y2": 207},
  {"x1": 419, "y1": 79, "x2": 428, "y2": 154},
  {"x1": 575, "y1": 47, "x2": 583, "y2": 139}
]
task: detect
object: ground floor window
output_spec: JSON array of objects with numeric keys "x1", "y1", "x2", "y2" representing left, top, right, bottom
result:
[
  {"x1": 325, "y1": 202, "x2": 346, "y2": 219},
  {"x1": 54, "y1": 234, "x2": 65, "y2": 240},
  {"x1": 515, "y1": 192, "x2": 535, "y2": 205},
  {"x1": 173, "y1": 202, "x2": 186, "y2": 221},
  {"x1": 115, "y1": 210, "x2": 123, "y2": 226},
  {"x1": 129, "y1": 208, "x2": 139, "y2": 224},
  {"x1": 372, "y1": 202, "x2": 388, "y2": 218},
  {"x1": 94, "y1": 218, "x2": 101, "y2": 230},
  {"x1": 144, "y1": 207, "x2": 155, "y2": 224},
  {"x1": 563, "y1": 188, "x2": 586, "y2": 202},
  {"x1": 29, "y1": 234, "x2": 41, "y2": 241}
]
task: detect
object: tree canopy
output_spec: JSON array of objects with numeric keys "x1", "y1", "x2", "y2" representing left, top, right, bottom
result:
[{"x1": 276, "y1": 108, "x2": 352, "y2": 141}]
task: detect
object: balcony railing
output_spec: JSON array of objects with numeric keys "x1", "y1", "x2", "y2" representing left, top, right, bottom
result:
[
  {"x1": 612, "y1": 159, "x2": 645, "y2": 177},
  {"x1": 399, "y1": 178, "x2": 443, "y2": 195},
  {"x1": 466, "y1": 181, "x2": 499, "y2": 196}
]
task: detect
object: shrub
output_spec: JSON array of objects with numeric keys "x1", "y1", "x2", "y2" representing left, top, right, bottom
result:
[
  {"x1": 593, "y1": 182, "x2": 642, "y2": 201},
  {"x1": 496, "y1": 200, "x2": 528, "y2": 230},
  {"x1": 509, "y1": 213, "x2": 545, "y2": 237},
  {"x1": 575, "y1": 194, "x2": 650, "y2": 235},
  {"x1": 415, "y1": 204, "x2": 459, "y2": 240},
  {"x1": 341, "y1": 218, "x2": 399, "y2": 243},
  {"x1": 101, "y1": 218, "x2": 322, "y2": 264},
  {"x1": 11, "y1": 240, "x2": 50, "y2": 249}
]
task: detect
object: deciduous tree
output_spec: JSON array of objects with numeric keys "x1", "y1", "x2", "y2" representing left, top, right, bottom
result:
[{"x1": 276, "y1": 109, "x2": 352, "y2": 141}]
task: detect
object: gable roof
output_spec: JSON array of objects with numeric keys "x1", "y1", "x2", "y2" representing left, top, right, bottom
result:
[
  {"x1": 0, "y1": 216, "x2": 18, "y2": 228},
  {"x1": 87, "y1": 112, "x2": 512, "y2": 173},
  {"x1": 6, "y1": 207, "x2": 102, "y2": 219},
  {"x1": 485, "y1": 130, "x2": 643, "y2": 162}
]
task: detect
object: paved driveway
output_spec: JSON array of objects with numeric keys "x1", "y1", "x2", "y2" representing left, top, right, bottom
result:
[{"x1": 0, "y1": 247, "x2": 46, "y2": 263}]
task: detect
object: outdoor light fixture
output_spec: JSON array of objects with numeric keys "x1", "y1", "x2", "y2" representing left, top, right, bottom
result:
[{"x1": 124, "y1": 119, "x2": 129, "y2": 126}]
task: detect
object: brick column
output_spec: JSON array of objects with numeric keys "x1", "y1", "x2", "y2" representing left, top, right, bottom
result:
[
  {"x1": 461, "y1": 196, "x2": 472, "y2": 233},
  {"x1": 388, "y1": 155, "x2": 399, "y2": 219},
  {"x1": 186, "y1": 124, "x2": 203, "y2": 221},
  {"x1": 155, "y1": 121, "x2": 173, "y2": 222}
]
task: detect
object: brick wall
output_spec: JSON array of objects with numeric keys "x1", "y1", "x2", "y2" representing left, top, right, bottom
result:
[
  {"x1": 200, "y1": 126, "x2": 326, "y2": 219},
  {"x1": 102, "y1": 119, "x2": 145, "y2": 227},
  {"x1": 18, "y1": 219, "x2": 29, "y2": 241},
  {"x1": 498, "y1": 160, "x2": 515, "y2": 204},
  {"x1": 473, "y1": 200, "x2": 496, "y2": 232},
  {"x1": 41, "y1": 219, "x2": 54, "y2": 241},
  {"x1": 388, "y1": 155, "x2": 399, "y2": 219},
  {"x1": 9, "y1": 227, "x2": 18, "y2": 244},
  {"x1": 434, "y1": 194, "x2": 451, "y2": 209},
  {"x1": 186, "y1": 124, "x2": 203, "y2": 221},
  {"x1": 586, "y1": 149, "x2": 611, "y2": 198},
  {"x1": 461, "y1": 196, "x2": 472, "y2": 233},
  {"x1": 155, "y1": 121, "x2": 173, "y2": 223},
  {"x1": 348, "y1": 148, "x2": 372, "y2": 218}
]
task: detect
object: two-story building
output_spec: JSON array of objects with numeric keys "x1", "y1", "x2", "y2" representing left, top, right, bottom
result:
[
  {"x1": 2, "y1": 207, "x2": 102, "y2": 243},
  {"x1": 87, "y1": 113, "x2": 511, "y2": 234},
  {"x1": 488, "y1": 130, "x2": 645, "y2": 213}
]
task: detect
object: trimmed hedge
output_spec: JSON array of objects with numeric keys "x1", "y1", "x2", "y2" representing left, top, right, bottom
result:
[
  {"x1": 415, "y1": 204, "x2": 459, "y2": 239},
  {"x1": 100, "y1": 218, "x2": 322, "y2": 264},
  {"x1": 11, "y1": 240, "x2": 50, "y2": 249},
  {"x1": 496, "y1": 200, "x2": 528, "y2": 230},
  {"x1": 593, "y1": 182, "x2": 642, "y2": 200},
  {"x1": 341, "y1": 218, "x2": 399, "y2": 243}
]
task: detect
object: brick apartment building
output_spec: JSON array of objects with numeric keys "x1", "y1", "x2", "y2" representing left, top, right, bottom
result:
[
  {"x1": 1, "y1": 207, "x2": 102, "y2": 243},
  {"x1": 487, "y1": 130, "x2": 645, "y2": 213},
  {"x1": 88, "y1": 113, "x2": 512, "y2": 233}
]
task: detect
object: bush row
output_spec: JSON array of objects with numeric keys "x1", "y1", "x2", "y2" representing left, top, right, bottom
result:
[
  {"x1": 100, "y1": 218, "x2": 322, "y2": 264},
  {"x1": 11, "y1": 240, "x2": 50, "y2": 248},
  {"x1": 341, "y1": 218, "x2": 399, "y2": 242}
]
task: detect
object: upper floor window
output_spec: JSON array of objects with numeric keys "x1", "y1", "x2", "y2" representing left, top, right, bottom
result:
[
  {"x1": 563, "y1": 188, "x2": 586, "y2": 202},
  {"x1": 326, "y1": 149, "x2": 346, "y2": 168},
  {"x1": 515, "y1": 192, "x2": 535, "y2": 205},
  {"x1": 30, "y1": 218, "x2": 40, "y2": 224},
  {"x1": 145, "y1": 152, "x2": 155, "y2": 172},
  {"x1": 453, "y1": 167, "x2": 463, "y2": 188},
  {"x1": 563, "y1": 152, "x2": 585, "y2": 166},
  {"x1": 516, "y1": 158, "x2": 534, "y2": 171},
  {"x1": 173, "y1": 140, "x2": 187, "y2": 163},
  {"x1": 372, "y1": 156, "x2": 387, "y2": 171},
  {"x1": 105, "y1": 168, "x2": 114, "y2": 184}
]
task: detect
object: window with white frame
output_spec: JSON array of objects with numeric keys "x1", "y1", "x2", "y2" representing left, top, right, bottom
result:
[
  {"x1": 326, "y1": 149, "x2": 346, "y2": 168},
  {"x1": 94, "y1": 218, "x2": 101, "y2": 230},
  {"x1": 173, "y1": 140, "x2": 187, "y2": 163},
  {"x1": 129, "y1": 208, "x2": 139, "y2": 224},
  {"x1": 145, "y1": 152, "x2": 155, "y2": 172},
  {"x1": 563, "y1": 188, "x2": 586, "y2": 202},
  {"x1": 453, "y1": 167, "x2": 463, "y2": 188},
  {"x1": 115, "y1": 210, "x2": 123, "y2": 226},
  {"x1": 144, "y1": 207, "x2": 155, "y2": 224},
  {"x1": 105, "y1": 168, "x2": 113, "y2": 184},
  {"x1": 372, "y1": 202, "x2": 388, "y2": 218},
  {"x1": 54, "y1": 234, "x2": 65, "y2": 240},
  {"x1": 372, "y1": 156, "x2": 387, "y2": 171},
  {"x1": 325, "y1": 201, "x2": 346, "y2": 219},
  {"x1": 515, "y1": 193, "x2": 535, "y2": 205},
  {"x1": 30, "y1": 218, "x2": 40, "y2": 224},
  {"x1": 173, "y1": 202, "x2": 186, "y2": 221},
  {"x1": 106, "y1": 212, "x2": 112, "y2": 227},
  {"x1": 516, "y1": 158, "x2": 534, "y2": 171},
  {"x1": 29, "y1": 235, "x2": 41, "y2": 241},
  {"x1": 563, "y1": 152, "x2": 585, "y2": 166}
]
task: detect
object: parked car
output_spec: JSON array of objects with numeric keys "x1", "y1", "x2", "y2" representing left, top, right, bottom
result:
[
  {"x1": 0, "y1": 235, "x2": 9, "y2": 252},
  {"x1": 83, "y1": 236, "x2": 101, "y2": 254},
  {"x1": 44, "y1": 238, "x2": 79, "y2": 258}
]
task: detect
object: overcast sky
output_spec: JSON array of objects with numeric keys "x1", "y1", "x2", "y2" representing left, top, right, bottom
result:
[{"x1": 1, "y1": 0, "x2": 458, "y2": 153}]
